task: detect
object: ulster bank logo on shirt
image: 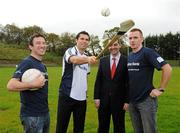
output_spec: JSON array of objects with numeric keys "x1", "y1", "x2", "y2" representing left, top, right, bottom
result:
[
  {"x1": 127, "y1": 62, "x2": 140, "y2": 71},
  {"x1": 157, "y1": 57, "x2": 164, "y2": 63},
  {"x1": 128, "y1": 62, "x2": 140, "y2": 66}
]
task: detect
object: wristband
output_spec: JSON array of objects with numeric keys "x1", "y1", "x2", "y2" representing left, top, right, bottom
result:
[{"x1": 159, "y1": 88, "x2": 165, "y2": 92}]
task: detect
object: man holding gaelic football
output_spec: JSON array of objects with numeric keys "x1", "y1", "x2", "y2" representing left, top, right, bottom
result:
[{"x1": 7, "y1": 33, "x2": 50, "y2": 133}]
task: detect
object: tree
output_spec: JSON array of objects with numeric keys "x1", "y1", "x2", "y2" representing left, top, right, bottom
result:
[
  {"x1": 2, "y1": 24, "x2": 23, "y2": 44},
  {"x1": 174, "y1": 33, "x2": 180, "y2": 60},
  {"x1": 145, "y1": 32, "x2": 180, "y2": 60},
  {"x1": 146, "y1": 35, "x2": 158, "y2": 50},
  {"x1": 22, "y1": 25, "x2": 45, "y2": 44},
  {"x1": 0, "y1": 24, "x2": 5, "y2": 42},
  {"x1": 101, "y1": 26, "x2": 130, "y2": 56},
  {"x1": 87, "y1": 35, "x2": 101, "y2": 56},
  {"x1": 58, "y1": 32, "x2": 76, "y2": 56},
  {"x1": 46, "y1": 33, "x2": 60, "y2": 53},
  {"x1": 103, "y1": 27, "x2": 120, "y2": 39}
]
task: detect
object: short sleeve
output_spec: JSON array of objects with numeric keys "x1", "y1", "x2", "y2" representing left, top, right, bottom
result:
[
  {"x1": 145, "y1": 48, "x2": 167, "y2": 70},
  {"x1": 13, "y1": 60, "x2": 32, "y2": 79},
  {"x1": 64, "y1": 47, "x2": 76, "y2": 63}
]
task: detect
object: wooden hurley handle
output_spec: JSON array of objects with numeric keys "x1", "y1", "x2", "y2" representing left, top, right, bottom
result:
[
  {"x1": 96, "y1": 35, "x2": 121, "y2": 59},
  {"x1": 96, "y1": 19, "x2": 135, "y2": 59}
]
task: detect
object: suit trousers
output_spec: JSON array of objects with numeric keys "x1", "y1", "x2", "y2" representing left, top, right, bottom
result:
[
  {"x1": 56, "y1": 93, "x2": 86, "y2": 133},
  {"x1": 97, "y1": 99, "x2": 125, "y2": 133}
]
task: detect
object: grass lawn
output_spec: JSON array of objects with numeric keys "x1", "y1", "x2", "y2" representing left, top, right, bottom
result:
[{"x1": 0, "y1": 66, "x2": 180, "y2": 133}]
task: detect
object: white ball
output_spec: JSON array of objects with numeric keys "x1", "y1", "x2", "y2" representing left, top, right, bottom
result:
[
  {"x1": 101, "y1": 7, "x2": 110, "y2": 17},
  {"x1": 22, "y1": 68, "x2": 44, "y2": 91}
]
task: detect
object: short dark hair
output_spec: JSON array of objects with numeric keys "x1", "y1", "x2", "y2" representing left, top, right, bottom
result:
[
  {"x1": 29, "y1": 33, "x2": 46, "y2": 46},
  {"x1": 130, "y1": 28, "x2": 143, "y2": 37},
  {"x1": 76, "y1": 31, "x2": 90, "y2": 40}
]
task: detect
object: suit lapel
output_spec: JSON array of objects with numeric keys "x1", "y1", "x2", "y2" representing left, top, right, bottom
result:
[
  {"x1": 104, "y1": 56, "x2": 111, "y2": 79},
  {"x1": 114, "y1": 55, "x2": 123, "y2": 79}
]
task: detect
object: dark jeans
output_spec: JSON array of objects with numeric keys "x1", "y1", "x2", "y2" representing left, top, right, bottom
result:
[
  {"x1": 129, "y1": 96, "x2": 158, "y2": 133},
  {"x1": 56, "y1": 93, "x2": 87, "y2": 133},
  {"x1": 20, "y1": 113, "x2": 50, "y2": 133}
]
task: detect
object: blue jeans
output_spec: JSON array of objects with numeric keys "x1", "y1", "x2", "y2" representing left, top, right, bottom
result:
[
  {"x1": 129, "y1": 96, "x2": 158, "y2": 133},
  {"x1": 20, "y1": 113, "x2": 50, "y2": 133}
]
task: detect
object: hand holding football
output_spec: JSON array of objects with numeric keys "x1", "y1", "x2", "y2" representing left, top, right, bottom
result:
[{"x1": 22, "y1": 68, "x2": 45, "y2": 91}]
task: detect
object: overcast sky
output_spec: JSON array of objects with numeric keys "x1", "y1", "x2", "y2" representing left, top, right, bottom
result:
[{"x1": 0, "y1": 0, "x2": 179, "y2": 38}]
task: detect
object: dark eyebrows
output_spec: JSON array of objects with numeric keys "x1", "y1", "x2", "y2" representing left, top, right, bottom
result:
[{"x1": 79, "y1": 37, "x2": 89, "y2": 41}]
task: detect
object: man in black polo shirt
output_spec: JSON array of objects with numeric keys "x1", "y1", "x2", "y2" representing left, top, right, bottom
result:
[{"x1": 7, "y1": 33, "x2": 50, "y2": 133}]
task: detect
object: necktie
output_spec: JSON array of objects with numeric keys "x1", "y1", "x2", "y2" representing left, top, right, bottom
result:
[{"x1": 111, "y1": 58, "x2": 116, "y2": 79}]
